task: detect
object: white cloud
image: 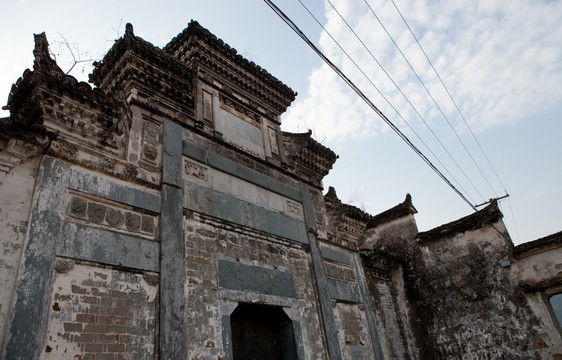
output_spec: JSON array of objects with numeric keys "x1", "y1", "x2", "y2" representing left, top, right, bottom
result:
[{"x1": 282, "y1": 0, "x2": 562, "y2": 142}]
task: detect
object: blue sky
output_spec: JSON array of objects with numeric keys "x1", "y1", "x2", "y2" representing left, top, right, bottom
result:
[{"x1": 1, "y1": 0, "x2": 561, "y2": 244}]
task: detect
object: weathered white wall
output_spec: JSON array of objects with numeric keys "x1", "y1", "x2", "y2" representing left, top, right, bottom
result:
[
  {"x1": 515, "y1": 246, "x2": 562, "y2": 289},
  {"x1": 0, "y1": 157, "x2": 41, "y2": 348}
]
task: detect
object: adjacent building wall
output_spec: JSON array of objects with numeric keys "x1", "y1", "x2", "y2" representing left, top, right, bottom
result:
[
  {"x1": 513, "y1": 232, "x2": 562, "y2": 357},
  {"x1": 361, "y1": 200, "x2": 562, "y2": 360},
  {"x1": 414, "y1": 217, "x2": 541, "y2": 359}
]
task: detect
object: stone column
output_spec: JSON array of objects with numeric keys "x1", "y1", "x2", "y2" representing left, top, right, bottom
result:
[
  {"x1": 299, "y1": 182, "x2": 343, "y2": 360},
  {"x1": 160, "y1": 120, "x2": 186, "y2": 359}
]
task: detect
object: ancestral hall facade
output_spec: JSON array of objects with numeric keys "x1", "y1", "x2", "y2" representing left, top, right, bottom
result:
[{"x1": 0, "y1": 22, "x2": 561, "y2": 360}]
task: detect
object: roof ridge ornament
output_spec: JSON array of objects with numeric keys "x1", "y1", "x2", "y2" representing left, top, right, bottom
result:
[
  {"x1": 125, "y1": 23, "x2": 134, "y2": 37},
  {"x1": 33, "y1": 32, "x2": 58, "y2": 71}
]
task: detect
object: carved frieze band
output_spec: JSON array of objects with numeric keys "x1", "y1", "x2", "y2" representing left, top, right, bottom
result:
[
  {"x1": 66, "y1": 191, "x2": 158, "y2": 240},
  {"x1": 325, "y1": 261, "x2": 357, "y2": 283},
  {"x1": 362, "y1": 252, "x2": 399, "y2": 281}
]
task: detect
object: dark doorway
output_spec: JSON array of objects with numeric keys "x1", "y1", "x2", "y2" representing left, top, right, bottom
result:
[{"x1": 230, "y1": 303, "x2": 298, "y2": 360}]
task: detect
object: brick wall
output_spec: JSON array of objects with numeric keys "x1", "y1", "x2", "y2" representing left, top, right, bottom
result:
[{"x1": 42, "y1": 261, "x2": 158, "y2": 360}]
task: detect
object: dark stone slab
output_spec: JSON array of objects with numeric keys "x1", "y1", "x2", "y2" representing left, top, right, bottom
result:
[
  {"x1": 299, "y1": 182, "x2": 342, "y2": 360},
  {"x1": 292, "y1": 320, "x2": 306, "y2": 360},
  {"x1": 161, "y1": 119, "x2": 186, "y2": 359},
  {"x1": 320, "y1": 245, "x2": 353, "y2": 265},
  {"x1": 163, "y1": 120, "x2": 183, "y2": 187},
  {"x1": 327, "y1": 278, "x2": 362, "y2": 303},
  {"x1": 183, "y1": 183, "x2": 307, "y2": 244},
  {"x1": 217, "y1": 259, "x2": 297, "y2": 298},
  {"x1": 182, "y1": 140, "x2": 208, "y2": 163},
  {"x1": 222, "y1": 315, "x2": 233, "y2": 360},
  {"x1": 57, "y1": 222, "x2": 159, "y2": 272},
  {"x1": 352, "y1": 254, "x2": 385, "y2": 360},
  {"x1": 68, "y1": 169, "x2": 161, "y2": 212}
]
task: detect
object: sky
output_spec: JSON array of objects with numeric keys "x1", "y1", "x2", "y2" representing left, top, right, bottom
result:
[{"x1": 1, "y1": 0, "x2": 561, "y2": 244}]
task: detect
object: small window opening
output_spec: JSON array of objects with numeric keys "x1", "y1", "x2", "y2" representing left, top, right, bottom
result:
[
  {"x1": 549, "y1": 293, "x2": 562, "y2": 326},
  {"x1": 230, "y1": 302, "x2": 297, "y2": 360}
]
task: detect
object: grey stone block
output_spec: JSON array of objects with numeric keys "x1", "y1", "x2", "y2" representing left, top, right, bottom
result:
[
  {"x1": 327, "y1": 278, "x2": 362, "y2": 303},
  {"x1": 183, "y1": 183, "x2": 307, "y2": 244},
  {"x1": 217, "y1": 259, "x2": 297, "y2": 298},
  {"x1": 56, "y1": 222, "x2": 159, "y2": 272},
  {"x1": 320, "y1": 245, "x2": 353, "y2": 265}
]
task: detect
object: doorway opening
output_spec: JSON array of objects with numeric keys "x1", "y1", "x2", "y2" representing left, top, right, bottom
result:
[{"x1": 230, "y1": 302, "x2": 298, "y2": 360}]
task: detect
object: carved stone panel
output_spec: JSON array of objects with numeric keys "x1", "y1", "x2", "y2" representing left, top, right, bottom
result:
[
  {"x1": 66, "y1": 192, "x2": 158, "y2": 240},
  {"x1": 285, "y1": 198, "x2": 303, "y2": 219},
  {"x1": 184, "y1": 159, "x2": 209, "y2": 182},
  {"x1": 215, "y1": 107, "x2": 265, "y2": 159},
  {"x1": 141, "y1": 120, "x2": 161, "y2": 166}
]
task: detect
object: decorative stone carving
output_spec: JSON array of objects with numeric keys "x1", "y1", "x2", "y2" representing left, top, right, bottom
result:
[
  {"x1": 184, "y1": 160, "x2": 208, "y2": 181},
  {"x1": 361, "y1": 252, "x2": 399, "y2": 281},
  {"x1": 142, "y1": 121, "x2": 160, "y2": 165},
  {"x1": 0, "y1": 137, "x2": 50, "y2": 184},
  {"x1": 67, "y1": 194, "x2": 158, "y2": 239},
  {"x1": 284, "y1": 199, "x2": 303, "y2": 218}
]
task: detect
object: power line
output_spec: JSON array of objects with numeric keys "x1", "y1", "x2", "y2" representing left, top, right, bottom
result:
[
  {"x1": 362, "y1": 0, "x2": 498, "y2": 201},
  {"x1": 388, "y1": 0, "x2": 509, "y2": 197},
  {"x1": 263, "y1": 0, "x2": 477, "y2": 210},
  {"x1": 505, "y1": 197, "x2": 520, "y2": 243},
  {"x1": 322, "y1": 0, "x2": 482, "y2": 204}
]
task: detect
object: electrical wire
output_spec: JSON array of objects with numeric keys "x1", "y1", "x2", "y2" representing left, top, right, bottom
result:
[
  {"x1": 506, "y1": 197, "x2": 521, "y2": 243},
  {"x1": 362, "y1": 0, "x2": 498, "y2": 200},
  {"x1": 322, "y1": 0, "x2": 483, "y2": 204},
  {"x1": 388, "y1": 0, "x2": 509, "y2": 197},
  {"x1": 388, "y1": 0, "x2": 517, "y2": 238},
  {"x1": 263, "y1": 0, "x2": 477, "y2": 210}
]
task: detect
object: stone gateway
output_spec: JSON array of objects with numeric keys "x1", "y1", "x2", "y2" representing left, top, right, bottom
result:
[{"x1": 0, "y1": 21, "x2": 561, "y2": 359}]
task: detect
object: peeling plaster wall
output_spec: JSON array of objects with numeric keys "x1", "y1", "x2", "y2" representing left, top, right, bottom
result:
[{"x1": 0, "y1": 157, "x2": 41, "y2": 348}]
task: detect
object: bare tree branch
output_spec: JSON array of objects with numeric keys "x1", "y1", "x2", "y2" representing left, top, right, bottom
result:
[{"x1": 51, "y1": 33, "x2": 99, "y2": 75}]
